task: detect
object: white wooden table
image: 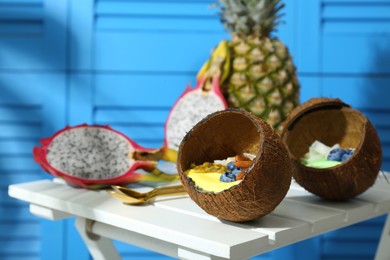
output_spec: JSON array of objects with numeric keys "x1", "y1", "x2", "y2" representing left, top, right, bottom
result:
[{"x1": 8, "y1": 173, "x2": 390, "y2": 260}]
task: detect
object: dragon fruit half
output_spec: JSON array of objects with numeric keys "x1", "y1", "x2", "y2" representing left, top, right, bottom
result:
[
  {"x1": 164, "y1": 77, "x2": 227, "y2": 151},
  {"x1": 164, "y1": 41, "x2": 229, "y2": 151},
  {"x1": 33, "y1": 124, "x2": 177, "y2": 189}
]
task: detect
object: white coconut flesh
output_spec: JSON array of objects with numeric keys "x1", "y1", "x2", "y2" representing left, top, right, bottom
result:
[
  {"x1": 166, "y1": 90, "x2": 225, "y2": 151},
  {"x1": 46, "y1": 127, "x2": 133, "y2": 180}
]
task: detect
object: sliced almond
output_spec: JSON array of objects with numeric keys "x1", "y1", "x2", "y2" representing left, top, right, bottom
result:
[
  {"x1": 233, "y1": 160, "x2": 252, "y2": 168},
  {"x1": 236, "y1": 170, "x2": 246, "y2": 180},
  {"x1": 235, "y1": 154, "x2": 251, "y2": 162}
]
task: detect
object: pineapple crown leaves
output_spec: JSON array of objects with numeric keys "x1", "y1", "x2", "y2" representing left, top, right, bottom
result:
[{"x1": 214, "y1": 0, "x2": 285, "y2": 37}]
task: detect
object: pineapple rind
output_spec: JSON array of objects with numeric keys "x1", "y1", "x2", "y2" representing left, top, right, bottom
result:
[
  {"x1": 224, "y1": 35, "x2": 299, "y2": 129},
  {"x1": 214, "y1": 0, "x2": 300, "y2": 130}
]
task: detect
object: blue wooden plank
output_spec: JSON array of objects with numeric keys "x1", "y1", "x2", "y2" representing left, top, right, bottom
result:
[
  {"x1": 271, "y1": 238, "x2": 321, "y2": 260},
  {"x1": 0, "y1": 222, "x2": 40, "y2": 238},
  {"x1": 0, "y1": 139, "x2": 38, "y2": 155},
  {"x1": 323, "y1": 35, "x2": 390, "y2": 74},
  {"x1": 0, "y1": 0, "x2": 67, "y2": 69},
  {"x1": 96, "y1": 0, "x2": 211, "y2": 2},
  {"x1": 41, "y1": 220, "x2": 67, "y2": 260},
  {"x1": 0, "y1": 2, "x2": 43, "y2": 36},
  {"x1": 109, "y1": 125, "x2": 164, "y2": 144},
  {"x1": 0, "y1": 22, "x2": 42, "y2": 36},
  {"x1": 0, "y1": 256, "x2": 39, "y2": 260},
  {"x1": 323, "y1": 224, "x2": 383, "y2": 240},
  {"x1": 376, "y1": 128, "x2": 390, "y2": 143},
  {"x1": 96, "y1": 17, "x2": 223, "y2": 32},
  {"x1": 296, "y1": 0, "x2": 321, "y2": 73},
  {"x1": 65, "y1": 218, "x2": 92, "y2": 260},
  {"x1": 0, "y1": 106, "x2": 41, "y2": 123},
  {"x1": 324, "y1": 20, "x2": 390, "y2": 34},
  {"x1": 382, "y1": 162, "x2": 390, "y2": 172},
  {"x1": 0, "y1": 0, "x2": 41, "y2": 4},
  {"x1": 94, "y1": 108, "x2": 169, "y2": 125},
  {"x1": 277, "y1": 0, "x2": 298, "y2": 59},
  {"x1": 359, "y1": 109, "x2": 390, "y2": 129},
  {"x1": 0, "y1": 125, "x2": 42, "y2": 138},
  {"x1": 323, "y1": 2, "x2": 390, "y2": 20},
  {"x1": 0, "y1": 205, "x2": 37, "y2": 221},
  {"x1": 0, "y1": 75, "x2": 45, "y2": 104},
  {"x1": 0, "y1": 75, "x2": 67, "y2": 122},
  {"x1": 322, "y1": 241, "x2": 378, "y2": 258},
  {"x1": 323, "y1": 0, "x2": 389, "y2": 2},
  {"x1": 0, "y1": 20, "x2": 69, "y2": 260},
  {"x1": 0, "y1": 240, "x2": 40, "y2": 255},
  {"x1": 382, "y1": 144, "x2": 390, "y2": 158},
  {"x1": 94, "y1": 74, "x2": 192, "y2": 106},
  {"x1": 95, "y1": 1, "x2": 216, "y2": 16},
  {"x1": 0, "y1": 6, "x2": 43, "y2": 20},
  {"x1": 297, "y1": 75, "x2": 322, "y2": 102},
  {"x1": 0, "y1": 124, "x2": 42, "y2": 139},
  {"x1": 321, "y1": 1, "x2": 390, "y2": 73},
  {"x1": 68, "y1": 74, "x2": 94, "y2": 125},
  {"x1": 94, "y1": 32, "x2": 227, "y2": 71},
  {"x1": 41, "y1": 0, "x2": 67, "y2": 70},
  {"x1": 251, "y1": 253, "x2": 272, "y2": 259},
  {"x1": 365, "y1": 215, "x2": 387, "y2": 224},
  {"x1": 322, "y1": 77, "x2": 390, "y2": 108},
  {"x1": 0, "y1": 156, "x2": 39, "y2": 171},
  {"x1": 0, "y1": 75, "x2": 67, "y2": 260},
  {"x1": 69, "y1": 0, "x2": 94, "y2": 69}
]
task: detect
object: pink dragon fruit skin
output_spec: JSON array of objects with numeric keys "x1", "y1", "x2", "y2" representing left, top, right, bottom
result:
[
  {"x1": 164, "y1": 76, "x2": 228, "y2": 151},
  {"x1": 33, "y1": 124, "x2": 171, "y2": 189}
]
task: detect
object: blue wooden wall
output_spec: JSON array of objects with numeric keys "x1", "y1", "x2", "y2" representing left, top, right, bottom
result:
[{"x1": 2, "y1": 0, "x2": 390, "y2": 259}]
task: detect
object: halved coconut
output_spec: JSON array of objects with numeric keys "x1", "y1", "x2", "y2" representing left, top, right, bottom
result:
[
  {"x1": 282, "y1": 98, "x2": 382, "y2": 200},
  {"x1": 177, "y1": 109, "x2": 293, "y2": 222}
]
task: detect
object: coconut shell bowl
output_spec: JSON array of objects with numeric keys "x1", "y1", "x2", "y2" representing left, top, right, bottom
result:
[
  {"x1": 282, "y1": 98, "x2": 382, "y2": 201},
  {"x1": 177, "y1": 109, "x2": 293, "y2": 222}
]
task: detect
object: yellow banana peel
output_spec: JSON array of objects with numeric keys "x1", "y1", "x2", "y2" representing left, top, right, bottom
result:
[
  {"x1": 196, "y1": 40, "x2": 230, "y2": 83},
  {"x1": 197, "y1": 59, "x2": 211, "y2": 80},
  {"x1": 161, "y1": 147, "x2": 178, "y2": 162}
]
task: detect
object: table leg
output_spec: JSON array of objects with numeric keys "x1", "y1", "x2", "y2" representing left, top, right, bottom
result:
[
  {"x1": 375, "y1": 213, "x2": 390, "y2": 260},
  {"x1": 75, "y1": 218, "x2": 121, "y2": 260}
]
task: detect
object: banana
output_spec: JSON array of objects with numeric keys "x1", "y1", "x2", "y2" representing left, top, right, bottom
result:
[
  {"x1": 161, "y1": 147, "x2": 178, "y2": 162},
  {"x1": 196, "y1": 40, "x2": 230, "y2": 83},
  {"x1": 197, "y1": 59, "x2": 211, "y2": 80}
]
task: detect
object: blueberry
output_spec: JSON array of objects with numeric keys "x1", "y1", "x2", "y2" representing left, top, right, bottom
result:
[
  {"x1": 220, "y1": 171, "x2": 236, "y2": 182},
  {"x1": 227, "y1": 162, "x2": 236, "y2": 171},
  {"x1": 327, "y1": 148, "x2": 344, "y2": 162},
  {"x1": 341, "y1": 149, "x2": 354, "y2": 162},
  {"x1": 232, "y1": 168, "x2": 241, "y2": 175}
]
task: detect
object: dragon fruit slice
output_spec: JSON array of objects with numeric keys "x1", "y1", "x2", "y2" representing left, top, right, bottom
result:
[
  {"x1": 33, "y1": 124, "x2": 177, "y2": 189},
  {"x1": 164, "y1": 77, "x2": 227, "y2": 151},
  {"x1": 164, "y1": 41, "x2": 230, "y2": 151}
]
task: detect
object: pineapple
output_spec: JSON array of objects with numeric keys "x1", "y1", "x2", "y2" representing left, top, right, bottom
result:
[{"x1": 213, "y1": 0, "x2": 300, "y2": 131}]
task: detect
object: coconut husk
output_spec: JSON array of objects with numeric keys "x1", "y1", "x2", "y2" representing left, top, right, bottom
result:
[
  {"x1": 177, "y1": 109, "x2": 293, "y2": 222},
  {"x1": 282, "y1": 98, "x2": 382, "y2": 200}
]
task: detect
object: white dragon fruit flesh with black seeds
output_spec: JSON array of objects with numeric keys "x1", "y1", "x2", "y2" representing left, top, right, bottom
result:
[
  {"x1": 33, "y1": 124, "x2": 173, "y2": 189},
  {"x1": 164, "y1": 78, "x2": 227, "y2": 151},
  {"x1": 46, "y1": 127, "x2": 131, "y2": 180}
]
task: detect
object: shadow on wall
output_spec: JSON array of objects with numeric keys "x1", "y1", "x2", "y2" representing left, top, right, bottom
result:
[
  {"x1": 0, "y1": 13, "x2": 79, "y2": 257},
  {"x1": 0, "y1": 10, "x2": 77, "y2": 157},
  {"x1": 360, "y1": 41, "x2": 390, "y2": 171}
]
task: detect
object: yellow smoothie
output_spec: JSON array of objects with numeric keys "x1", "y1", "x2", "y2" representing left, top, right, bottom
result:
[{"x1": 184, "y1": 162, "x2": 241, "y2": 193}]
